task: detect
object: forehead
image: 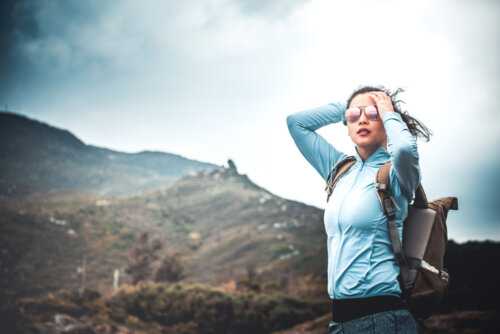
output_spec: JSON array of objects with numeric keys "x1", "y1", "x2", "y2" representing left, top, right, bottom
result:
[{"x1": 349, "y1": 93, "x2": 375, "y2": 107}]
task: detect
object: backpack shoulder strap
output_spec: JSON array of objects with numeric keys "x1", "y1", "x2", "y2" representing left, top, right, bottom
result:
[
  {"x1": 375, "y1": 162, "x2": 429, "y2": 208},
  {"x1": 325, "y1": 156, "x2": 356, "y2": 203},
  {"x1": 374, "y1": 162, "x2": 413, "y2": 291}
]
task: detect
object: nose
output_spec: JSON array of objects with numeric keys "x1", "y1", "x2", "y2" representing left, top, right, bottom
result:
[{"x1": 358, "y1": 109, "x2": 368, "y2": 124}]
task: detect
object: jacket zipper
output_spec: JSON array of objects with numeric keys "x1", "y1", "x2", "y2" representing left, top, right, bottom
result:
[{"x1": 332, "y1": 161, "x2": 363, "y2": 299}]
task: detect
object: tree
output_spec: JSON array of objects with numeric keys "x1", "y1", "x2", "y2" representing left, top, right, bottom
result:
[
  {"x1": 154, "y1": 251, "x2": 184, "y2": 283},
  {"x1": 124, "y1": 231, "x2": 163, "y2": 285},
  {"x1": 246, "y1": 260, "x2": 257, "y2": 281}
]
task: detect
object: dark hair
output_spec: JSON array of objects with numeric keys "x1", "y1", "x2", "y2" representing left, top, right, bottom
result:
[{"x1": 346, "y1": 85, "x2": 432, "y2": 142}]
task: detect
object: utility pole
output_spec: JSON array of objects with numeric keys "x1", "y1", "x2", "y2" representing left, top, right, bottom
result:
[{"x1": 113, "y1": 268, "x2": 120, "y2": 290}]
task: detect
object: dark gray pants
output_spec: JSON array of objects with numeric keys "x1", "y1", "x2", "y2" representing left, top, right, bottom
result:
[{"x1": 328, "y1": 309, "x2": 418, "y2": 334}]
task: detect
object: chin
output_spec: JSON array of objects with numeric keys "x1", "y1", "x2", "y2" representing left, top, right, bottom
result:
[
  {"x1": 356, "y1": 140, "x2": 383, "y2": 150},
  {"x1": 355, "y1": 139, "x2": 376, "y2": 147}
]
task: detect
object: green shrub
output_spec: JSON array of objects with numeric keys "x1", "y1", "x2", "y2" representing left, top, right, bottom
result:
[{"x1": 108, "y1": 282, "x2": 328, "y2": 334}]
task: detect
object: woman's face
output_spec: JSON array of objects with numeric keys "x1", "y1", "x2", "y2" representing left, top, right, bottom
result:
[{"x1": 347, "y1": 92, "x2": 388, "y2": 154}]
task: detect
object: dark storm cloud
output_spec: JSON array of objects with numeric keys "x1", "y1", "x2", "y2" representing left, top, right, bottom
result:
[
  {"x1": 0, "y1": 0, "x2": 21, "y2": 102},
  {"x1": 0, "y1": 0, "x2": 310, "y2": 114},
  {"x1": 0, "y1": 0, "x2": 18, "y2": 54},
  {"x1": 0, "y1": 0, "x2": 187, "y2": 110},
  {"x1": 0, "y1": 0, "x2": 108, "y2": 104},
  {"x1": 0, "y1": 0, "x2": 307, "y2": 106}
]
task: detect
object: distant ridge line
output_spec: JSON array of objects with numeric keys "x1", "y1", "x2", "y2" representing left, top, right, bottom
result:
[{"x1": 0, "y1": 110, "x2": 218, "y2": 196}]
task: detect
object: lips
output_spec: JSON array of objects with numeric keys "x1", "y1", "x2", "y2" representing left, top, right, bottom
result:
[{"x1": 357, "y1": 128, "x2": 371, "y2": 135}]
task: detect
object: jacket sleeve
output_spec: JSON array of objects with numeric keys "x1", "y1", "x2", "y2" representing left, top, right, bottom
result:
[
  {"x1": 383, "y1": 112, "x2": 421, "y2": 200},
  {"x1": 286, "y1": 102, "x2": 348, "y2": 180}
]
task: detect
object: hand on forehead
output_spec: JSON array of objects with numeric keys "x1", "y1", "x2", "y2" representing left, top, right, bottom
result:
[{"x1": 351, "y1": 91, "x2": 390, "y2": 106}]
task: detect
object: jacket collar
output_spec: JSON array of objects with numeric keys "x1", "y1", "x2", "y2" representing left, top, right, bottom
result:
[{"x1": 354, "y1": 146, "x2": 391, "y2": 165}]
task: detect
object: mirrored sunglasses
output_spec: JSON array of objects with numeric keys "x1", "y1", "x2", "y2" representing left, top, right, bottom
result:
[{"x1": 345, "y1": 105, "x2": 380, "y2": 123}]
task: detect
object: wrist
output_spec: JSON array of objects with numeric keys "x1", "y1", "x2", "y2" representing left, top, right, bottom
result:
[{"x1": 379, "y1": 109, "x2": 394, "y2": 119}]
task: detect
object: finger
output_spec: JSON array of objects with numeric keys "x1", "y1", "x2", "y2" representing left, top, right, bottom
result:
[
  {"x1": 366, "y1": 94, "x2": 379, "y2": 109},
  {"x1": 376, "y1": 91, "x2": 388, "y2": 100},
  {"x1": 371, "y1": 91, "x2": 390, "y2": 104},
  {"x1": 381, "y1": 92, "x2": 392, "y2": 104},
  {"x1": 368, "y1": 93, "x2": 383, "y2": 107},
  {"x1": 380, "y1": 92, "x2": 390, "y2": 101},
  {"x1": 382, "y1": 94, "x2": 393, "y2": 105},
  {"x1": 367, "y1": 92, "x2": 380, "y2": 101}
]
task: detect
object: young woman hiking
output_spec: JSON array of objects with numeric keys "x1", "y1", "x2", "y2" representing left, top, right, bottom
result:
[{"x1": 287, "y1": 86, "x2": 431, "y2": 334}]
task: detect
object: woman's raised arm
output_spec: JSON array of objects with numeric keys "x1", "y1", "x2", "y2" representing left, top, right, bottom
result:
[
  {"x1": 286, "y1": 102, "x2": 348, "y2": 180},
  {"x1": 383, "y1": 111, "x2": 421, "y2": 200}
]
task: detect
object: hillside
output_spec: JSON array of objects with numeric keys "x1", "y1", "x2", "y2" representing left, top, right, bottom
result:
[
  {"x1": 0, "y1": 111, "x2": 216, "y2": 196},
  {"x1": 0, "y1": 165, "x2": 328, "y2": 305},
  {"x1": 146, "y1": 167, "x2": 327, "y2": 285}
]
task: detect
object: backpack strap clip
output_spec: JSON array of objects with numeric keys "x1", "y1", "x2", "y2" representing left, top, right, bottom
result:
[
  {"x1": 375, "y1": 183, "x2": 401, "y2": 211},
  {"x1": 325, "y1": 156, "x2": 357, "y2": 203}
]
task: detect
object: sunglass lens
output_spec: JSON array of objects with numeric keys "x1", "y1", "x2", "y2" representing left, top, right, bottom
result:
[
  {"x1": 346, "y1": 108, "x2": 361, "y2": 123},
  {"x1": 365, "y1": 105, "x2": 379, "y2": 120}
]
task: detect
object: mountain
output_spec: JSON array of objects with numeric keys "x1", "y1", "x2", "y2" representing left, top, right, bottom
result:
[
  {"x1": 0, "y1": 110, "x2": 327, "y2": 305},
  {"x1": 0, "y1": 165, "x2": 328, "y2": 305},
  {"x1": 146, "y1": 167, "x2": 327, "y2": 285},
  {"x1": 0, "y1": 111, "x2": 217, "y2": 196}
]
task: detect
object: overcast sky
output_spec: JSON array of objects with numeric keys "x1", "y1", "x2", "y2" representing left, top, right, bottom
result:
[{"x1": 1, "y1": 0, "x2": 499, "y2": 242}]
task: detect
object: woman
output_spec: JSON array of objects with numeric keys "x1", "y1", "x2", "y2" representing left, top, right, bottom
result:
[{"x1": 287, "y1": 86, "x2": 431, "y2": 333}]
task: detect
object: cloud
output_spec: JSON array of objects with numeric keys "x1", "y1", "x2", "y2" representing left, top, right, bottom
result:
[{"x1": 1, "y1": 0, "x2": 310, "y2": 112}]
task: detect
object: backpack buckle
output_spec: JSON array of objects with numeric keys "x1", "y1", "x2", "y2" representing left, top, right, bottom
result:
[
  {"x1": 439, "y1": 269, "x2": 450, "y2": 282},
  {"x1": 325, "y1": 183, "x2": 333, "y2": 195}
]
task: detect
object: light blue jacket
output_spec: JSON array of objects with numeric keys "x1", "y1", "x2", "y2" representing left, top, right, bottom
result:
[{"x1": 287, "y1": 102, "x2": 421, "y2": 299}]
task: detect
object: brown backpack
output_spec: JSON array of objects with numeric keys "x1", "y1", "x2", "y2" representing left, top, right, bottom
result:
[{"x1": 325, "y1": 157, "x2": 458, "y2": 321}]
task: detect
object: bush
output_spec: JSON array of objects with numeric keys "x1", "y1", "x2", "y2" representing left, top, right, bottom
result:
[
  {"x1": 154, "y1": 252, "x2": 184, "y2": 283},
  {"x1": 108, "y1": 282, "x2": 329, "y2": 334},
  {"x1": 124, "y1": 231, "x2": 163, "y2": 284}
]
